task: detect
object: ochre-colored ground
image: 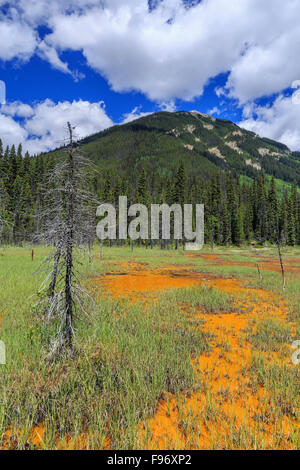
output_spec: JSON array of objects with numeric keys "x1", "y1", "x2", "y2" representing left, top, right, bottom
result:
[
  {"x1": 3, "y1": 254, "x2": 298, "y2": 450},
  {"x1": 1, "y1": 426, "x2": 111, "y2": 450},
  {"x1": 100, "y1": 262, "x2": 299, "y2": 450},
  {"x1": 139, "y1": 283, "x2": 296, "y2": 449},
  {"x1": 187, "y1": 252, "x2": 300, "y2": 274},
  {"x1": 97, "y1": 265, "x2": 211, "y2": 302}
]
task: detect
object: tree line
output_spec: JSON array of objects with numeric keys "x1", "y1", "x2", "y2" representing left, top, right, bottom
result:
[{"x1": 0, "y1": 138, "x2": 299, "y2": 247}]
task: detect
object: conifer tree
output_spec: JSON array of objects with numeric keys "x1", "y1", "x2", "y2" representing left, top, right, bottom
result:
[
  {"x1": 287, "y1": 195, "x2": 296, "y2": 246},
  {"x1": 291, "y1": 180, "x2": 299, "y2": 244},
  {"x1": 137, "y1": 168, "x2": 147, "y2": 205},
  {"x1": 173, "y1": 162, "x2": 186, "y2": 248},
  {"x1": 3, "y1": 145, "x2": 9, "y2": 163},
  {"x1": 12, "y1": 174, "x2": 23, "y2": 244},
  {"x1": 0, "y1": 128, "x2": 299, "y2": 248},
  {"x1": 8, "y1": 145, "x2": 17, "y2": 189},
  {"x1": 173, "y1": 162, "x2": 186, "y2": 207},
  {"x1": 279, "y1": 190, "x2": 288, "y2": 244},
  {"x1": 232, "y1": 206, "x2": 244, "y2": 245},
  {"x1": 267, "y1": 176, "x2": 278, "y2": 242}
]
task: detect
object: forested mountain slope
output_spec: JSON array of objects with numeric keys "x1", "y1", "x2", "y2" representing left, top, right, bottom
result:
[
  {"x1": 72, "y1": 110, "x2": 300, "y2": 186},
  {"x1": 0, "y1": 110, "x2": 300, "y2": 246}
]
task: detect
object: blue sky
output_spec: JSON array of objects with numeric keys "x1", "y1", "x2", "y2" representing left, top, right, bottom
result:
[
  {"x1": 0, "y1": 55, "x2": 234, "y2": 123},
  {"x1": 0, "y1": 0, "x2": 300, "y2": 154}
]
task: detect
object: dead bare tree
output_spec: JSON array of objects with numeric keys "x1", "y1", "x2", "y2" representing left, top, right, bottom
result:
[
  {"x1": 276, "y1": 235, "x2": 286, "y2": 291},
  {"x1": 64, "y1": 122, "x2": 75, "y2": 347},
  {"x1": 36, "y1": 123, "x2": 99, "y2": 358},
  {"x1": 255, "y1": 263, "x2": 263, "y2": 282}
]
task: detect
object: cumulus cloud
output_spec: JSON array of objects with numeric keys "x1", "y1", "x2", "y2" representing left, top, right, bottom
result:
[
  {"x1": 0, "y1": 0, "x2": 100, "y2": 62},
  {"x1": 1, "y1": 0, "x2": 300, "y2": 150},
  {"x1": 0, "y1": 113, "x2": 28, "y2": 147},
  {"x1": 42, "y1": 0, "x2": 300, "y2": 104},
  {"x1": 1, "y1": 101, "x2": 34, "y2": 118},
  {"x1": 0, "y1": 18, "x2": 37, "y2": 61},
  {"x1": 0, "y1": 99, "x2": 113, "y2": 153},
  {"x1": 44, "y1": 0, "x2": 247, "y2": 101},
  {"x1": 239, "y1": 93, "x2": 300, "y2": 151},
  {"x1": 226, "y1": 17, "x2": 300, "y2": 103},
  {"x1": 1, "y1": 0, "x2": 300, "y2": 105}
]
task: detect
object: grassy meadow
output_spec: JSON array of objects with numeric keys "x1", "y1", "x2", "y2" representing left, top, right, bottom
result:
[{"x1": 0, "y1": 244, "x2": 299, "y2": 449}]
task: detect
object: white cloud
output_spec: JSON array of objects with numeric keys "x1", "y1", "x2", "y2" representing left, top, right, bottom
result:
[
  {"x1": 37, "y1": 41, "x2": 85, "y2": 81},
  {"x1": 43, "y1": 0, "x2": 300, "y2": 104},
  {"x1": 0, "y1": 18, "x2": 37, "y2": 61},
  {"x1": 121, "y1": 106, "x2": 152, "y2": 124},
  {"x1": 215, "y1": 87, "x2": 227, "y2": 99},
  {"x1": 0, "y1": 1, "x2": 100, "y2": 62},
  {"x1": 239, "y1": 93, "x2": 300, "y2": 151},
  {"x1": 1, "y1": 0, "x2": 300, "y2": 105},
  {"x1": 0, "y1": 99, "x2": 113, "y2": 153},
  {"x1": 44, "y1": 0, "x2": 248, "y2": 101},
  {"x1": 208, "y1": 106, "x2": 221, "y2": 116},
  {"x1": 226, "y1": 19, "x2": 300, "y2": 103},
  {"x1": 0, "y1": 113, "x2": 28, "y2": 148},
  {"x1": 1, "y1": 101, "x2": 34, "y2": 118},
  {"x1": 37, "y1": 41, "x2": 72, "y2": 75},
  {"x1": 1, "y1": 1, "x2": 300, "y2": 151},
  {"x1": 159, "y1": 100, "x2": 177, "y2": 112},
  {"x1": 12, "y1": 0, "x2": 102, "y2": 24}
]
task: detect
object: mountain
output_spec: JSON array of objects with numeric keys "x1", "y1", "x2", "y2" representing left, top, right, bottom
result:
[
  {"x1": 54, "y1": 110, "x2": 300, "y2": 186},
  {"x1": 2, "y1": 110, "x2": 299, "y2": 246}
]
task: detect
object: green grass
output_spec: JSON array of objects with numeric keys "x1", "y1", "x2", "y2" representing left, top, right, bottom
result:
[
  {"x1": 246, "y1": 318, "x2": 292, "y2": 353},
  {"x1": 0, "y1": 244, "x2": 234, "y2": 450},
  {"x1": 1, "y1": 243, "x2": 299, "y2": 449},
  {"x1": 249, "y1": 354, "x2": 300, "y2": 423},
  {"x1": 162, "y1": 286, "x2": 236, "y2": 314}
]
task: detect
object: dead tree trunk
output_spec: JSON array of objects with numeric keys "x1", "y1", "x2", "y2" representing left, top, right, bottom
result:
[
  {"x1": 65, "y1": 122, "x2": 75, "y2": 347},
  {"x1": 37, "y1": 121, "x2": 100, "y2": 358},
  {"x1": 276, "y1": 237, "x2": 286, "y2": 291},
  {"x1": 256, "y1": 263, "x2": 263, "y2": 282},
  {"x1": 49, "y1": 242, "x2": 62, "y2": 298}
]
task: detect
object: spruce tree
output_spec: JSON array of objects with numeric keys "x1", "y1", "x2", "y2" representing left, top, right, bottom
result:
[
  {"x1": 267, "y1": 176, "x2": 278, "y2": 242},
  {"x1": 287, "y1": 195, "x2": 296, "y2": 246},
  {"x1": 8, "y1": 145, "x2": 18, "y2": 189},
  {"x1": 137, "y1": 168, "x2": 147, "y2": 205},
  {"x1": 291, "y1": 180, "x2": 299, "y2": 244},
  {"x1": 173, "y1": 162, "x2": 186, "y2": 207},
  {"x1": 279, "y1": 191, "x2": 288, "y2": 244}
]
